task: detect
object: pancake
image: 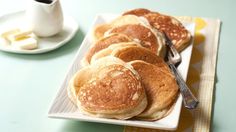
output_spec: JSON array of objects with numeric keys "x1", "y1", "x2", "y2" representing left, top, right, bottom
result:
[
  {"x1": 93, "y1": 15, "x2": 166, "y2": 56},
  {"x1": 93, "y1": 15, "x2": 150, "y2": 41},
  {"x1": 111, "y1": 44, "x2": 168, "y2": 70},
  {"x1": 69, "y1": 56, "x2": 147, "y2": 119},
  {"x1": 68, "y1": 66, "x2": 92, "y2": 105},
  {"x1": 90, "y1": 42, "x2": 141, "y2": 64},
  {"x1": 123, "y1": 8, "x2": 152, "y2": 16},
  {"x1": 143, "y1": 13, "x2": 192, "y2": 51},
  {"x1": 129, "y1": 60, "x2": 179, "y2": 120},
  {"x1": 93, "y1": 24, "x2": 110, "y2": 41},
  {"x1": 82, "y1": 34, "x2": 132, "y2": 66},
  {"x1": 122, "y1": 8, "x2": 192, "y2": 51},
  {"x1": 107, "y1": 24, "x2": 165, "y2": 56},
  {"x1": 108, "y1": 14, "x2": 150, "y2": 27},
  {"x1": 91, "y1": 44, "x2": 170, "y2": 73}
]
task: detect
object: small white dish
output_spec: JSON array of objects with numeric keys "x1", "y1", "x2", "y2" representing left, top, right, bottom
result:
[
  {"x1": 0, "y1": 10, "x2": 78, "y2": 54},
  {"x1": 48, "y1": 14, "x2": 195, "y2": 131}
]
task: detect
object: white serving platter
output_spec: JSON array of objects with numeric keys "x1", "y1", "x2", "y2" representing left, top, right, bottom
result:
[{"x1": 48, "y1": 14, "x2": 195, "y2": 131}]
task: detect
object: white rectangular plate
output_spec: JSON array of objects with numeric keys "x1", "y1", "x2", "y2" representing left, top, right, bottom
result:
[{"x1": 48, "y1": 14, "x2": 195, "y2": 131}]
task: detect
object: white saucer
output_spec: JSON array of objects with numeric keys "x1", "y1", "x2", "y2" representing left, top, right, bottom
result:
[{"x1": 0, "y1": 11, "x2": 79, "y2": 54}]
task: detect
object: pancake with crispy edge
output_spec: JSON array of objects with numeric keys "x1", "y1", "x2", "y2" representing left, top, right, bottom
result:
[
  {"x1": 143, "y1": 13, "x2": 192, "y2": 52},
  {"x1": 129, "y1": 60, "x2": 179, "y2": 120},
  {"x1": 107, "y1": 24, "x2": 165, "y2": 56},
  {"x1": 93, "y1": 15, "x2": 151, "y2": 40},
  {"x1": 68, "y1": 56, "x2": 147, "y2": 119},
  {"x1": 81, "y1": 33, "x2": 133, "y2": 66},
  {"x1": 93, "y1": 15, "x2": 166, "y2": 56},
  {"x1": 91, "y1": 43, "x2": 170, "y2": 73},
  {"x1": 123, "y1": 8, "x2": 192, "y2": 52}
]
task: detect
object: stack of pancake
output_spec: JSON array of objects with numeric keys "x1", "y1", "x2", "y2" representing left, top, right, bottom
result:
[{"x1": 68, "y1": 8, "x2": 192, "y2": 121}]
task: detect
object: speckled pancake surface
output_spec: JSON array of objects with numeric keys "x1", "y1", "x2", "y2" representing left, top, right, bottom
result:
[
  {"x1": 69, "y1": 57, "x2": 147, "y2": 119},
  {"x1": 130, "y1": 60, "x2": 179, "y2": 120},
  {"x1": 78, "y1": 65, "x2": 143, "y2": 111},
  {"x1": 112, "y1": 45, "x2": 169, "y2": 72},
  {"x1": 93, "y1": 15, "x2": 149, "y2": 40},
  {"x1": 143, "y1": 13, "x2": 191, "y2": 51},
  {"x1": 91, "y1": 44, "x2": 170, "y2": 73},
  {"x1": 108, "y1": 24, "x2": 160, "y2": 54},
  {"x1": 122, "y1": 8, "x2": 192, "y2": 52}
]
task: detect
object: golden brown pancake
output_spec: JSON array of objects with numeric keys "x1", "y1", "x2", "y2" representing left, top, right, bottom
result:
[
  {"x1": 108, "y1": 24, "x2": 165, "y2": 55},
  {"x1": 123, "y1": 8, "x2": 152, "y2": 16},
  {"x1": 112, "y1": 45, "x2": 168, "y2": 70},
  {"x1": 143, "y1": 13, "x2": 191, "y2": 51},
  {"x1": 93, "y1": 24, "x2": 111, "y2": 41},
  {"x1": 93, "y1": 15, "x2": 150, "y2": 41},
  {"x1": 122, "y1": 8, "x2": 192, "y2": 52},
  {"x1": 90, "y1": 42, "x2": 141, "y2": 64},
  {"x1": 69, "y1": 56, "x2": 147, "y2": 119},
  {"x1": 68, "y1": 66, "x2": 93, "y2": 105},
  {"x1": 93, "y1": 15, "x2": 166, "y2": 56},
  {"x1": 129, "y1": 60, "x2": 179, "y2": 120},
  {"x1": 91, "y1": 44, "x2": 170, "y2": 73},
  {"x1": 82, "y1": 34, "x2": 132, "y2": 66}
]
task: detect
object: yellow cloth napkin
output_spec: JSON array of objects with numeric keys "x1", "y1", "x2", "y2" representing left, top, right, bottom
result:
[{"x1": 124, "y1": 17, "x2": 221, "y2": 132}]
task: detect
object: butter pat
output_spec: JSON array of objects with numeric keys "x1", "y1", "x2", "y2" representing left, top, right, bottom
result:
[
  {"x1": 12, "y1": 37, "x2": 38, "y2": 50},
  {"x1": 1, "y1": 28, "x2": 38, "y2": 50},
  {"x1": 0, "y1": 28, "x2": 20, "y2": 42},
  {"x1": 12, "y1": 29, "x2": 33, "y2": 41}
]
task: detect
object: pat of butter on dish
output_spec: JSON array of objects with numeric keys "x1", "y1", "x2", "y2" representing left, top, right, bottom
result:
[
  {"x1": 12, "y1": 29, "x2": 33, "y2": 41},
  {"x1": 1, "y1": 28, "x2": 38, "y2": 50},
  {"x1": 12, "y1": 37, "x2": 38, "y2": 50},
  {"x1": 0, "y1": 28, "x2": 21, "y2": 43}
]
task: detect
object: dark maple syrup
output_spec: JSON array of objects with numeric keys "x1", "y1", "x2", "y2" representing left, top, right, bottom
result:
[{"x1": 35, "y1": 0, "x2": 53, "y2": 4}]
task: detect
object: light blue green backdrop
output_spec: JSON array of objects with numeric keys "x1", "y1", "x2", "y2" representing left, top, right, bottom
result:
[{"x1": 0, "y1": 0, "x2": 235, "y2": 132}]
